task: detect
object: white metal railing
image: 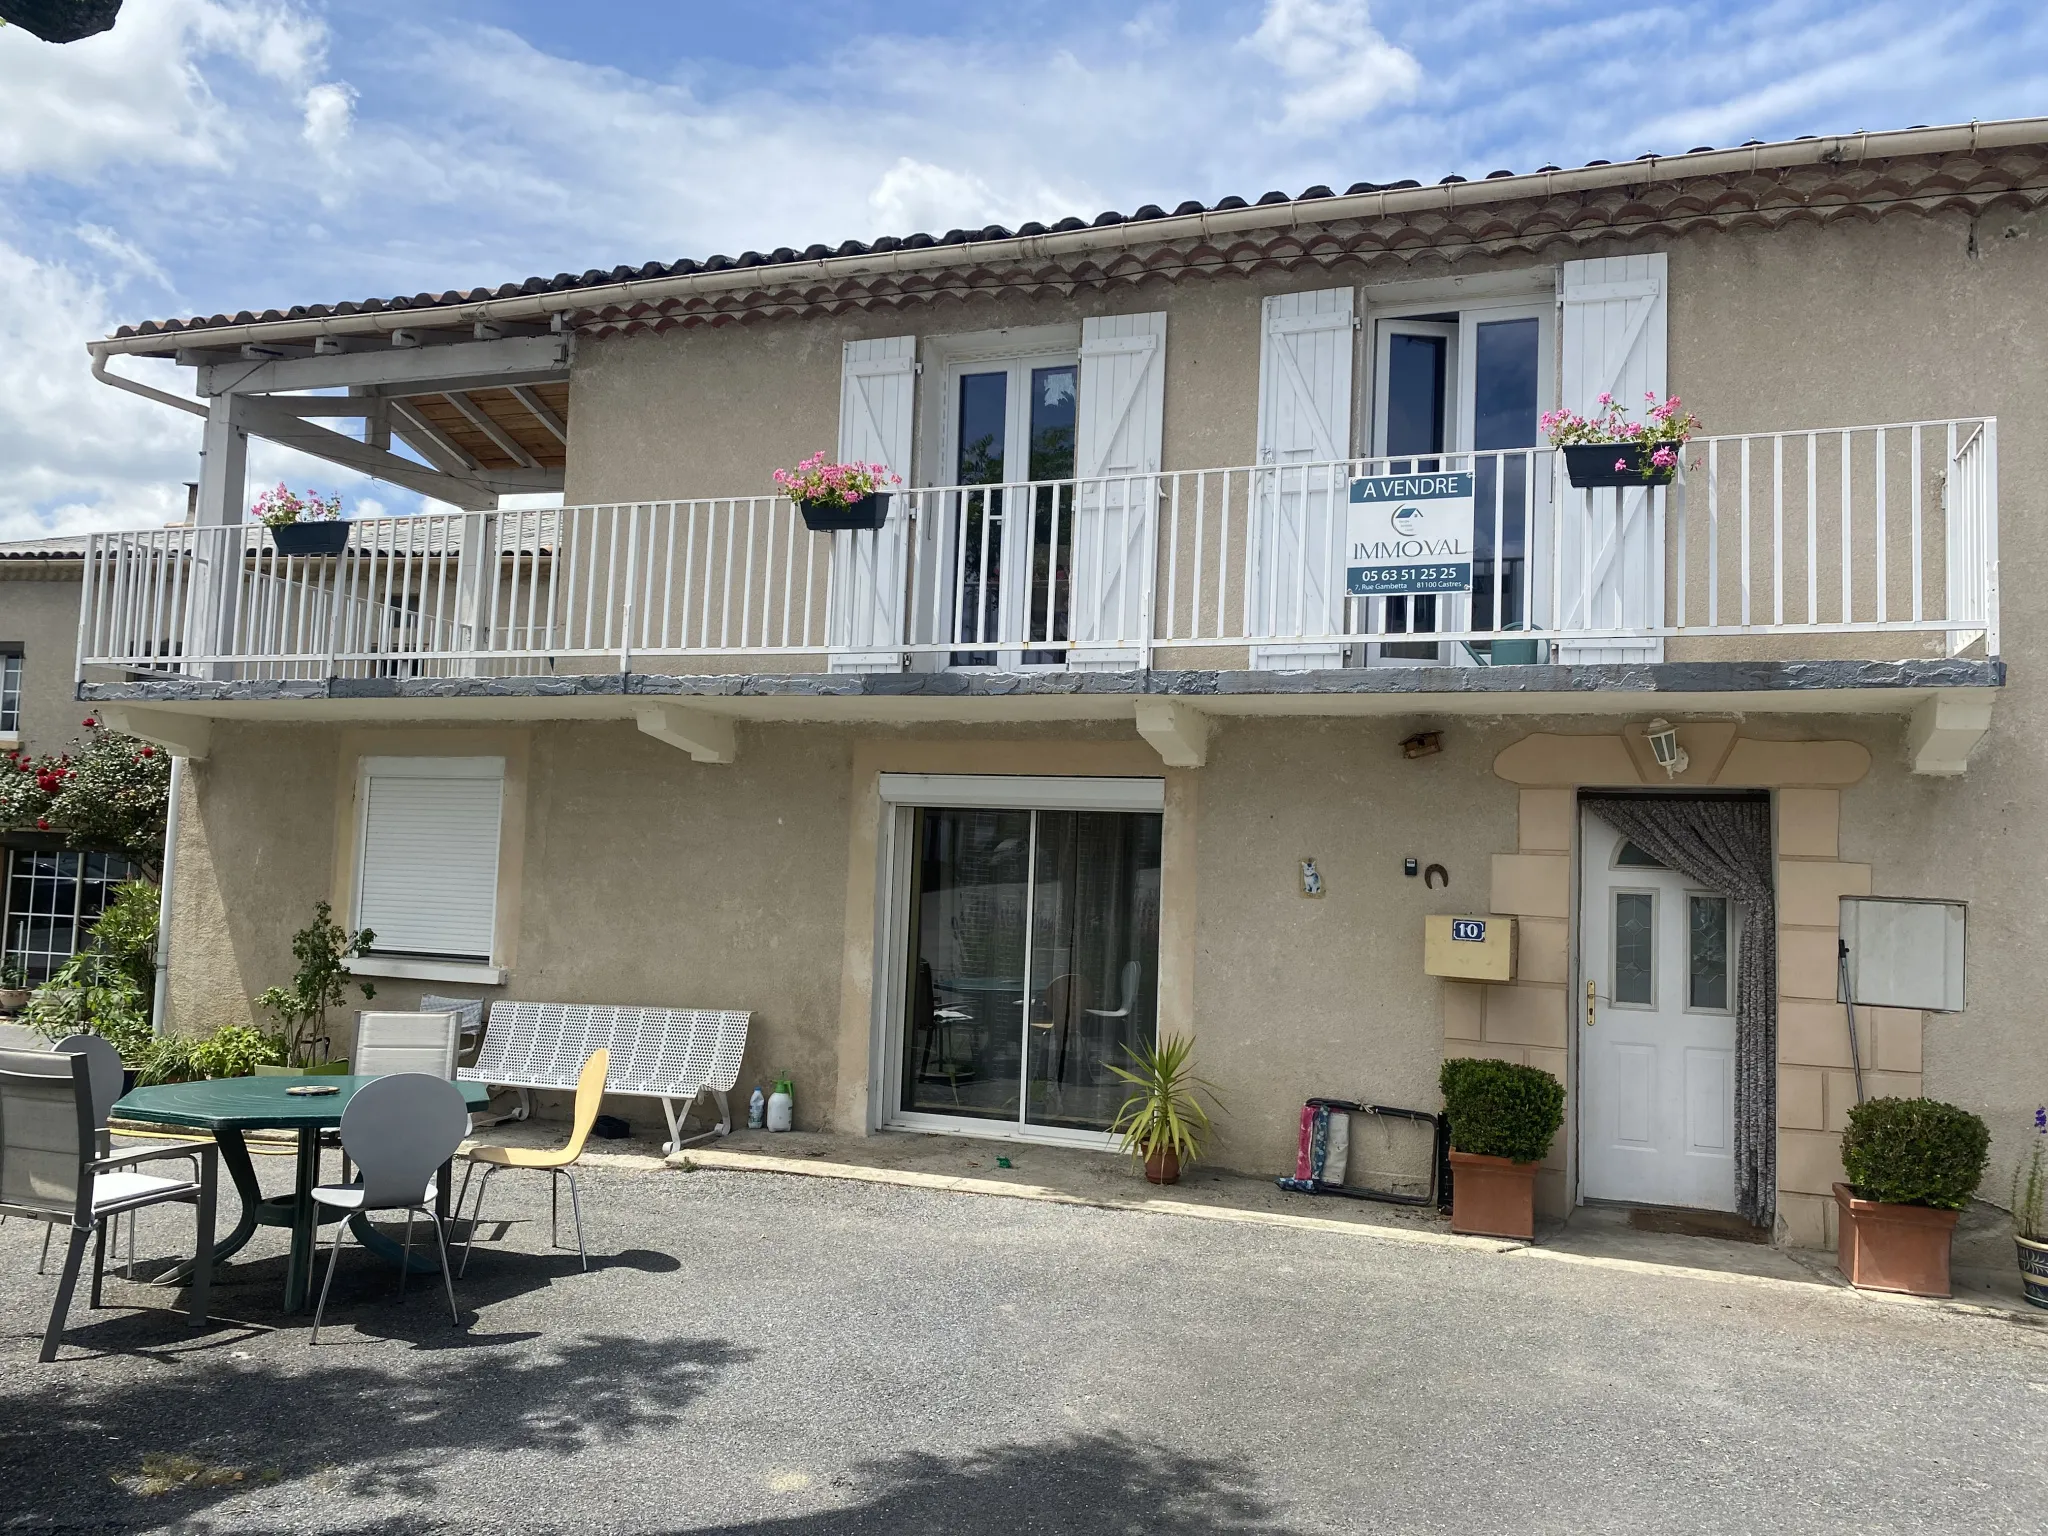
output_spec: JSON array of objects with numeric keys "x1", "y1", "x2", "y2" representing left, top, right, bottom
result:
[{"x1": 76, "y1": 418, "x2": 1997, "y2": 682}]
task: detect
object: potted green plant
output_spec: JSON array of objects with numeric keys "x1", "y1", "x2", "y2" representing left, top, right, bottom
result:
[
  {"x1": 1107, "y1": 1034, "x2": 1221, "y2": 1185},
  {"x1": 2009, "y1": 1106, "x2": 2048, "y2": 1309},
  {"x1": 251, "y1": 483, "x2": 350, "y2": 556},
  {"x1": 1440, "y1": 1057, "x2": 1565, "y2": 1240},
  {"x1": 1835, "y1": 1096, "x2": 1990, "y2": 1298},
  {"x1": 253, "y1": 902, "x2": 375, "y2": 1072},
  {"x1": 0, "y1": 957, "x2": 30, "y2": 1014},
  {"x1": 773, "y1": 452, "x2": 901, "y2": 532},
  {"x1": 1542, "y1": 392, "x2": 1700, "y2": 489},
  {"x1": 192, "y1": 1024, "x2": 289, "y2": 1079}
]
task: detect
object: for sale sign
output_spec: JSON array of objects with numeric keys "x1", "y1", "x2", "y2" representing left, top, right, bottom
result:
[{"x1": 1346, "y1": 471, "x2": 1475, "y2": 595}]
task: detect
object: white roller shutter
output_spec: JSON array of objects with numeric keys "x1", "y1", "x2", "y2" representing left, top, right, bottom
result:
[
  {"x1": 354, "y1": 757, "x2": 504, "y2": 960},
  {"x1": 1069, "y1": 311, "x2": 1166, "y2": 670},
  {"x1": 1251, "y1": 287, "x2": 1355, "y2": 669},
  {"x1": 829, "y1": 334, "x2": 916, "y2": 672},
  {"x1": 1557, "y1": 253, "x2": 1667, "y2": 664}
]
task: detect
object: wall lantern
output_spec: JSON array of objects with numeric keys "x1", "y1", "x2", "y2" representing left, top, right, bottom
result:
[{"x1": 1644, "y1": 718, "x2": 1690, "y2": 778}]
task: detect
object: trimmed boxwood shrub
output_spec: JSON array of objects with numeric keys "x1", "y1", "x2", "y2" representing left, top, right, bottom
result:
[
  {"x1": 1440, "y1": 1057, "x2": 1565, "y2": 1165},
  {"x1": 1840, "y1": 1096, "x2": 1989, "y2": 1210}
]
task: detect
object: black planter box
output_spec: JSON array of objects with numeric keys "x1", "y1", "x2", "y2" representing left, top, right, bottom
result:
[
  {"x1": 267, "y1": 519, "x2": 352, "y2": 556},
  {"x1": 1563, "y1": 442, "x2": 1677, "y2": 489},
  {"x1": 797, "y1": 493, "x2": 890, "y2": 532}
]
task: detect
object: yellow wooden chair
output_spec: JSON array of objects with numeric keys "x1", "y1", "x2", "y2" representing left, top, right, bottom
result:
[{"x1": 455, "y1": 1047, "x2": 608, "y2": 1274}]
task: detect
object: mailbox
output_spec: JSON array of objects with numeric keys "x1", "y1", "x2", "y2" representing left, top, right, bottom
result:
[{"x1": 1424, "y1": 914, "x2": 1516, "y2": 982}]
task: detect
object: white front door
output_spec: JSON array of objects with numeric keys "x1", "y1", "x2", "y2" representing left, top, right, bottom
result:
[{"x1": 1578, "y1": 809, "x2": 1741, "y2": 1211}]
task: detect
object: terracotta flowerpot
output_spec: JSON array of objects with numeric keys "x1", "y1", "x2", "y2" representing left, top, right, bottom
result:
[
  {"x1": 1144, "y1": 1148, "x2": 1181, "y2": 1185},
  {"x1": 1833, "y1": 1183, "x2": 1959, "y2": 1297},
  {"x1": 1448, "y1": 1149, "x2": 1537, "y2": 1240},
  {"x1": 0, "y1": 987, "x2": 32, "y2": 1014}
]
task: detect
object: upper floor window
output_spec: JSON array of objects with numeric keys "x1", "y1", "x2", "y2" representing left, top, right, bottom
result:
[{"x1": 1, "y1": 650, "x2": 21, "y2": 735}]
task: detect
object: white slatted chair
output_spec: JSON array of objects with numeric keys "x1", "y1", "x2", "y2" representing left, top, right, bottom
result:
[
  {"x1": 353, "y1": 1011, "x2": 462, "y2": 1079},
  {"x1": 459, "y1": 1003, "x2": 750, "y2": 1152}
]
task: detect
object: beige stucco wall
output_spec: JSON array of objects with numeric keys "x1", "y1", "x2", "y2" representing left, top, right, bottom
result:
[{"x1": 0, "y1": 566, "x2": 86, "y2": 755}]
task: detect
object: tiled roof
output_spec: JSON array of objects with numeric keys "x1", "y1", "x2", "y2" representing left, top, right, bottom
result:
[
  {"x1": 0, "y1": 535, "x2": 89, "y2": 559},
  {"x1": 100, "y1": 119, "x2": 2048, "y2": 349},
  {"x1": 106, "y1": 137, "x2": 1805, "y2": 342}
]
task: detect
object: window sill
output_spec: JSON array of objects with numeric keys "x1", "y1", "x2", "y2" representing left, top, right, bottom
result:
[
  {"x1": 345, "y1": 955, "x2": 506, "y2": 986},
  {"x1": 0, "y1": 733, "x2": 19, "y2": 750}
]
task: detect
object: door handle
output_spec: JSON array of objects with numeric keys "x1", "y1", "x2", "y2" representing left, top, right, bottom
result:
[{"x1": 1585, "y1": 979, "x2": 1598, "y2": 1028}]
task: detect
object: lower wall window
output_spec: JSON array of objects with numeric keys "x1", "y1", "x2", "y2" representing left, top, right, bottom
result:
[
  {"x1": 353, "y1": 756, "x2": 505, "y2": 962},
  {"x1": 2, "y1": 849, "x2": 142, "y2": 983}
]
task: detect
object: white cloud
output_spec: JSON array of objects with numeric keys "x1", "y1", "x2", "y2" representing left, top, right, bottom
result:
[
  {"x1": 867, "y1": 159, "x2": 1066, "y2": 237},
  {"x1": 1243, "y1": 0, "x2": 1422, "y2": 132},
  {"x1": 301, "y1": 80, "x2": 357, "y2": 155},
  {"x1": 0, "y1": 0, "x2": 330, "y2": 179},
  {"x1": 73, "y1": 223, "x2": 177, "y2": 295}
]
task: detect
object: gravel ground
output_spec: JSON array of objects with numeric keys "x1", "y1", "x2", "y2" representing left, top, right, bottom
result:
[{"x1": 4, "y1": 1160, "x2": 2047, "y2": 1534}]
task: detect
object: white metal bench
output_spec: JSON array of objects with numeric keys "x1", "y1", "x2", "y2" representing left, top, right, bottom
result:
[{"x1": 458, "y1": 1002, "x2": 751, "y2": 1153}]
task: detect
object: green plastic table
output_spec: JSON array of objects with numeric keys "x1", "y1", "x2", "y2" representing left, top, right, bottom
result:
[{"x1": 113, "y1": 1075, "x2": 492, "y2": 1315}]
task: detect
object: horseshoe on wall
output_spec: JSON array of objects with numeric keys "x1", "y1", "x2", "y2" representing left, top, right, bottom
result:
[{"x1": 1423, "y1": 863, "x2": 1449, "y2": 890}]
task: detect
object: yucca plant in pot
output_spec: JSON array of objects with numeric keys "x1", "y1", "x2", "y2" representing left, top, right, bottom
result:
[
  {"x1": 2008, "y1": 1106, "x2": 2048, "y2": 1309},
  {"x1": 1108, "y1": 1034, "x2": 1221, "y2": 1185},
  {"x1": 1835, "y1": 1096, "x2": 1989, "y2": 1297},
  {"x1": 1440, "y1": 1057, "x2": 1565, "y2": 1240}
]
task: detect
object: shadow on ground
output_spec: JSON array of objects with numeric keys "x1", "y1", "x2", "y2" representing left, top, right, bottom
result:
[{"x1": 0, "y1": 1327, "x2": 749, "y2": 1525}]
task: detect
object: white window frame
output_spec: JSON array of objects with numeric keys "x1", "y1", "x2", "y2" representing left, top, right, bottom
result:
[
  {"x1": 1682, "y1": 889, "x2": 1738, "y2": 1017},
  {"x1": 868, "y1": 773, "x2": 1165, "y2": 1149},
  {"x1": 347, "y1": 755, "x2": 508, "y2": 984},
  {"x1": 1610, "y1": 886, "x2": 1659, "y2": 1011},
  {"x1": 0, "y1": 650, "x2": 21, "y2": 740}
]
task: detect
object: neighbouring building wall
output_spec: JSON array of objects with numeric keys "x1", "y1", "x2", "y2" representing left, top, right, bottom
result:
[{"x1": 0, "y1": 567, "x2": 87, "y2": 754}]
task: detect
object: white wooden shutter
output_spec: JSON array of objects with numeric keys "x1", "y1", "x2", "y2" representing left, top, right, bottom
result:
[
  {"x1": 1556, "y1": 254, "x2": 1667, "y2": 664},
  {"x1": 1069, "y1": 312, "x2": 1166, "y2": 670},
  {"x1": 829, "y1": 335, "x2": 916, "y2": 672},
  {"x1": 1251, "y1": 288, "x2": 1354, "y2": 669},
  {"x1": 355, "y1": 757, "x2": 504, "y2": 960}
]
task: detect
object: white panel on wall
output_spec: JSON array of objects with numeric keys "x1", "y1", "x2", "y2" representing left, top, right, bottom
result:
[
  {"x1": 1557, "y1": 253, "x2": 1667, "y2": 664},
  {"x1": 1252, "y1": 287, "x2": 1354, "y2": 669},
  {"x1": 830, "y1": 335, "x2": 917, "y2": 672}
]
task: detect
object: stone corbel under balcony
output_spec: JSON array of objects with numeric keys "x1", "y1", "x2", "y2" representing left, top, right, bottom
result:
[
  {"x1": 1135, "y1": 700, "x2": 1209, "y2": 768},
  {"x1": 635, "y1": 702, "x2": 738, "y2": 764},
  {"x1": 1906, "y1": 690, "x2": 1996, "y2": 776},
  {"x1": 94, "y1": 705, "x2": 211, "y2": 760}
]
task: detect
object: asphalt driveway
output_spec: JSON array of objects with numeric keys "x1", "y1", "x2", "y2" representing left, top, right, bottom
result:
[{"x1": 3, "y1": 1160, "x2": 2045, "y2": 1533}]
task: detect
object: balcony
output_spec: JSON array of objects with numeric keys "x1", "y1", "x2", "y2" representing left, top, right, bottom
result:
[{"x1": 77, "y1": 418, "x2": 1999, "y2": 714}]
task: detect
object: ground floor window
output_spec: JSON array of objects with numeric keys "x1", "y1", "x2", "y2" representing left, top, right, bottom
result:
[
  {"x1": 899, "y1": 803, "x2": 1161, "y2": 1134},
  {"x1": 2, "y1": 848, "x2": 142, "y2": 983}
]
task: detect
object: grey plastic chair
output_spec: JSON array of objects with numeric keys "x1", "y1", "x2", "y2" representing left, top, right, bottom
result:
[
  {"x1": 42, "y1": 1035, "x2": 198, "y2": 1278},
  {"x1": 0, "y1": 1047, "x2": 216, "y2": 1362},
  {"x1": 417, "y1": 994, "x2": 485, "y2": 1060},
  {"x1": 309, "y1": 1072, "x2": 470, "y2": 1344}
]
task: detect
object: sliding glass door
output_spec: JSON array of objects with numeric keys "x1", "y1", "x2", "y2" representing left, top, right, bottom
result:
[{"x1": 898, "y1": 804, "x2": 1161, "y2": 1136}]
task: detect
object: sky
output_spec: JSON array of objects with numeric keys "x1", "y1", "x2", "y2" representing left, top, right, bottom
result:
[{"x1": 1, "y1": 0, "x2": 2043, "y2": 539}]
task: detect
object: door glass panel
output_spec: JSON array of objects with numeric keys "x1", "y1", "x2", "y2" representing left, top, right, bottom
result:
[
  {"x1": 1614, "y1": 838, "x2": 1667, "y2": 868},
  {"x1": 953, "y1": 371, "x2": 1009, "y2": 662},
  {"x1": 900, "y1": 807, "x2": 1031, "y2": 1121},
  {"x1": 1613, "y1": 890, "x2": 1655, "y2": 1006},
  {"x1": 1381, "y1": 332, "x2": 1449, "y2": 650},
  {"x1": 1471, "y1": 317, "x2": 1537, "y2": 635},
  {"x1": 1688, "y1": 895, "x2": 1730, "y2": 1011},
  {"x1": 1026, "y1": 365, "x2": 1077, "y2": 658},
  {"x1": 1024, "y1": 810, "x2": 1162, "y2": 1131}
]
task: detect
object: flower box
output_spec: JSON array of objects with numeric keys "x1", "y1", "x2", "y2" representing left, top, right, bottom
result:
[
  {"x1": 1833, "y1": 1182, "x2": 1959, "y2": 1297},
  {"x1": 797, "y1": 493, "x2": 890, "y2": 533},
  {"x1": 1563, "y1": 443, "x2": 1678, "y2": 489},
  {"x1": 1447, "y1": 1149, "x2": 1538, "y2": 1240},
  {"x1": 2017, "y1": 1235, "x2": 2048, "y2": 1310},
  {"x1": 267, "y1": 520, "x2": 352, "y2": 556}
]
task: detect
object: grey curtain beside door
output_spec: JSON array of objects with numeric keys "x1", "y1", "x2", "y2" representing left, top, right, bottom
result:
[{"x1": 1583, "y1": 795, "x2": 1777, "y2": 1226}]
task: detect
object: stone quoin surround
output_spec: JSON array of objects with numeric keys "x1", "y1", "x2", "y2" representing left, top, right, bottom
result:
[{"x1": 1456, "y1": 724, "x2": 1913, "y2": 1246}]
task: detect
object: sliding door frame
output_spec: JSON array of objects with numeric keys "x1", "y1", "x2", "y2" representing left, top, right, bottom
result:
[{"x1": 868, "y1": 774, "x2": 1164, "y2": 1148}]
